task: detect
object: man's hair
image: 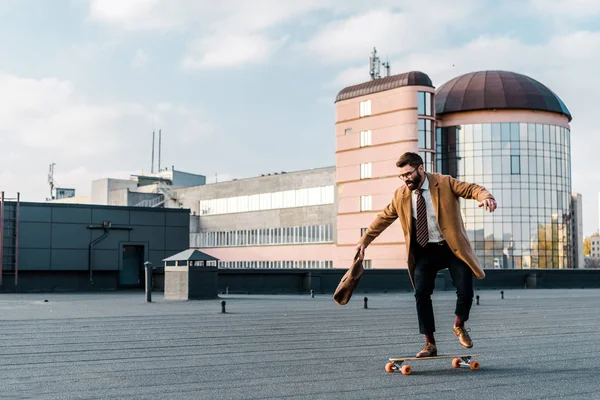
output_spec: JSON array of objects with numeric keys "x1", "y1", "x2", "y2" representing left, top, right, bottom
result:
[{"x1": 396, "y1": 152, "x2": 423, "y2": 168}]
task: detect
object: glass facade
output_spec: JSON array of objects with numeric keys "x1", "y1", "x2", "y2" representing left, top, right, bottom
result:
[{"x1": 436, "y1": 122, "x2": 572, "y2": 269}]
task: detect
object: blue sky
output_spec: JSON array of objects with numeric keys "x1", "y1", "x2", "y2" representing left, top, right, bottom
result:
[{"x1": 1, "y1": 0, "x2": 600, "y2": 235}]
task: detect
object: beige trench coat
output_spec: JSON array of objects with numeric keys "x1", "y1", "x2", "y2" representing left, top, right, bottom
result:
[{"x1": 359, "y1": 172, "x2": 495, "y2": 289}]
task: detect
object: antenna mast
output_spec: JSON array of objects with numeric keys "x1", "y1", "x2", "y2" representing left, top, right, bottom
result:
[
  {"x1": 382, "y1": 60, "x2": 391, "y2": 77},
  {"x1": 369, "y1": 47, "x2": 381, "y2": 80},
  {"x1": 370, "y1": 47, "x2": 391, "y2": 79},
  {"x1": 158, "y1": 129, "x2": 162, "y2": 171},
  {"x1": 47, "y1": 163, "x2": 56, "y2": 200},
  {"x1": 151, "y1": 131, "x2": 155, "y2": 173}
]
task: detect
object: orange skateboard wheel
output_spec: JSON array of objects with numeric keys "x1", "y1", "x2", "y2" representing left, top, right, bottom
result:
[
  {"x1": 401, "y1": 365, "x2": 412, "y2": 375},
  {"x1": 385, "y1": 362, "x2": 395, "y2": 373}
]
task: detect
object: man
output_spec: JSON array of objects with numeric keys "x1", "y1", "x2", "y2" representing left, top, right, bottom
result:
[{"x1": 355, "y1": 152, "x2": 496, "y2": 358}]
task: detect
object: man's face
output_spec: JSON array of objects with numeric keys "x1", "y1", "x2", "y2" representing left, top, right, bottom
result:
[{"x1": 399, "y1": 164, "x2": 423, "y2": 190}]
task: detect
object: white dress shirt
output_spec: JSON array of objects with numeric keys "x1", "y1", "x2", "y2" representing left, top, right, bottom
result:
[{"x1": 411, "y1": 175, "x2": 445, "y2": 243}]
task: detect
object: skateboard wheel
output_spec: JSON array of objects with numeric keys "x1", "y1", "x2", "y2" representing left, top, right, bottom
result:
[
  {"x1": 470, "y1": 361, "x2": 480, "y2": 371},
  {"x1": 452, "y1": 358, "x2": 461, "y2": 368},
  {"x1": 401, "y1": 365, "x2": 412, "y2": 375},
  {"x1": 385, "y1": 362, "x2": 395, "y2": 373}
]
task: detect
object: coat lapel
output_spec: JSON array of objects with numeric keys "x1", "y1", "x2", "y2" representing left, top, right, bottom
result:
[
  {"x1": 427, "y1": 173, "x2": 440, "y2": 221},
  {"x1": 401, "y1": 186, "x2": 412, "y2": 233}
]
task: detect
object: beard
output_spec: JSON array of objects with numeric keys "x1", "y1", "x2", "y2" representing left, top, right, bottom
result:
[{"x1": 405, "y1": 173, "x2": 422, "y2": 191}]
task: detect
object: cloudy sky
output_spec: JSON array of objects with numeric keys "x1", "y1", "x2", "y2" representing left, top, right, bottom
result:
[{"x1": 1, "y1": 0, "x2": 600, "y2": 235}]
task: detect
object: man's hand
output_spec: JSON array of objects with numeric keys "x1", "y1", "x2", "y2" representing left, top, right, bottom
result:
[
  {"x1": 355, "y1": 243, "x2": 366, "y2": 259},
  {"x1": 478, "y1": 198, "x2": 497, "y2": 213}
]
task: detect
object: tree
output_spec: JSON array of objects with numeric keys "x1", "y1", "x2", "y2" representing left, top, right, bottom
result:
[{"x1": 584, "y1": 236, "x2": 591, "y2": 256}]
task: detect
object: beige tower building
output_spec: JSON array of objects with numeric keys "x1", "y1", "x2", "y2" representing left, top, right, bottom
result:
[{"x1": 334, "y1": 72, "x2": 436, "y2": 269}]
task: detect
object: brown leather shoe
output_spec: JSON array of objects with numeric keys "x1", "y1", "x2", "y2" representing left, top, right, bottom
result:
[
  {"x1": 416, "y1": 342, "x2": 438, "y2": 358},
  {"x1": 453, "y1": 325, "x2": 473, "y2": 348}
]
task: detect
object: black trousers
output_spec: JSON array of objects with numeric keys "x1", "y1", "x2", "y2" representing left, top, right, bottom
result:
[{"x1": 412, "y1": 241, "x2": 474, "y2": 334}]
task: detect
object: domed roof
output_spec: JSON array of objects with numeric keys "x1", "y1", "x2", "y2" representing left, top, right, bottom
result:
[
  {"x1": 435, "y1": 70, "x2": 572, "y2": 121},
  {"x1": 336, "y1": 71, "x2": 433, "y2": 102}
]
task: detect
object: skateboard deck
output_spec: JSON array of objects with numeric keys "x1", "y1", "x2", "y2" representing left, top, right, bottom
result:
[{"x1": 385, "y1": 354, "x2": 480, "y2": 375}]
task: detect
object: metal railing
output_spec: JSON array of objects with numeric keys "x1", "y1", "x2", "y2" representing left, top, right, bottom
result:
[{"x1": 133, "y1": 181, "x2": 178, "y2": 208}]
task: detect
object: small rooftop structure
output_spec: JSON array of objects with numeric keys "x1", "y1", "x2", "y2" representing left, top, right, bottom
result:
[{"x1": 163, "y1": 249, "x2": 219, "y2": 267}]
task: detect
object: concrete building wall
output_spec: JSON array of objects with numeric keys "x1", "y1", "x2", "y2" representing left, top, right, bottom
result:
[
  {"x1": 438, "y1": 109, "x2": 571, "y2": 130},
  {"x1": 91, "y1": 179, "x2": 137, "y2": 205},
  {"x1": 182, "y1": 168, "x2": 337, "y2": 267},
  {"x1": 173, "y1": 167, "x2": 335, "y2": 216}
]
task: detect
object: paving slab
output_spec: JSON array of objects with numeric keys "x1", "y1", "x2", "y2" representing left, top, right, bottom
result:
[{"x1": 0, "y1": 288, "x2": 599, "y2": 399}]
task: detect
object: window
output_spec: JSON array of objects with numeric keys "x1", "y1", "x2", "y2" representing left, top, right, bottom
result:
[
  {"x1": 361, "y1": 227, "x2": 368, "y2": 236},
  {"x1": 345, "y1": 128, "x2": 352, "y2": 135},
  {"x1": 199, "y1": 185, "x2": 335, "y2": 215},
  {"x1": 363, "y1": 260, "x2": 372, "y2": 269},
  {"x1": 419, "y1": 152, "x2": 434, "y2": 173},
  {"x1": 360, "y1": 130, "x2": 372, "y2": 147},
  {"x1": 418, "y1": 119, "x2": 433, "y2": 149},
  {"x1": 418, "y1": 92, "x2": 433, "y2": 116},
  {"x1": 360, "y1": 195, "x2": 372, "y2": 211},
  {"x1": 360, "y1": 163, "x2": 372, "y2": 179},
  {"x1": 359, "y1": 100, "x2": 371, "y2": 117},
  {"x1": 511, "y1": 155, "x2": 521, "y2": 174}
]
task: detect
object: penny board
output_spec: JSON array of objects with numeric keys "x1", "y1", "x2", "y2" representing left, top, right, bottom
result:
[{"x1": 385, "y1": 354, "x2": 480, "y2": 375}]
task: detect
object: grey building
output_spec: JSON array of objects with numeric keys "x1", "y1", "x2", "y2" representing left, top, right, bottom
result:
[{"x1": 0, "y1": 201, "x2": 189, "y2": 292}]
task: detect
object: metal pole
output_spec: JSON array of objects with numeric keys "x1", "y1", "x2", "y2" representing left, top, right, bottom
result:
[
  {"x1": 151, "y1": 131, "x2": 155, "y2": 173},
  {"x1": 15, "y1": 193, "x2": 19, "y2": 287},
  {"x1": 144, "y1": 262, "x2": 153, "y2": 302},
  {"x1": 158, "y1": 129, "x2": 161, "y2": 171}
]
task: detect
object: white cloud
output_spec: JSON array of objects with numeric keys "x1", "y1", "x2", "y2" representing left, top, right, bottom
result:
[
  {"x1": 528, "y1": 0, "x2": 600, "y2": 19},
  {"x1": 0, "y1": 72, "x2": 213, "y2": 202},
  {"x1": 181, "y1": 33, "x2": 287, "y2": 70},
  {"x1": 300, "y1": 0, "x2": 482, "y2": 65},
  {"x1": 305, "y1": 10, "x2": 413, "y2": 63},
  {"x1": 131, "y1": 49, "x2": 148, "y2": 69},
  {"x1": 85, "y1": 0, "x2": 212, "y2": 31},
  {"x1": 84, "y1": 0, "x2": 483, "y2": 70}
]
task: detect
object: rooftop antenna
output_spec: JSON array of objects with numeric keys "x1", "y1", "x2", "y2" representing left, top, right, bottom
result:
[
  {"x1": 382, "y1": 58, "x2": 391, "y2": 77},
  {"x1": 151, "y1": 130, "x2": 155, "y2": 173},
  {"x1": 158, "y1": 129, "x2": 162, "y2": 171},
  {"x1": 369, "y1": 47, "x2": 381, "y2": 80},
  {"x1": 47, "y1": 163, "x2": 56, "y2": 200}
]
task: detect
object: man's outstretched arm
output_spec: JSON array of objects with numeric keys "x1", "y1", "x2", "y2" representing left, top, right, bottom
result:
[
  {"x1": 356, "y1": 199, "x2": 399, "y2": 257},
  {"x1": 447, "y1": 176, "x2": 497, "y2": 212}
]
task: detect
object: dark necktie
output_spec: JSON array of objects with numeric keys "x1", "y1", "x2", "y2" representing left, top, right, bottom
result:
[{"x1": 415, "y1": 189, "x2": 429, "y2": 247}]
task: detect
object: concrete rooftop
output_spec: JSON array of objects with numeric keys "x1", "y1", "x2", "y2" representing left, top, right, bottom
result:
[{"x1": 0, "y1": 288, "x2": 599, "y2": 399}]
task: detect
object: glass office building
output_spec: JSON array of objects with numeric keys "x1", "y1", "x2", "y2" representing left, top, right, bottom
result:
[{"x1": 435, "y1": 71, "x2": 573, "y2": 269}]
